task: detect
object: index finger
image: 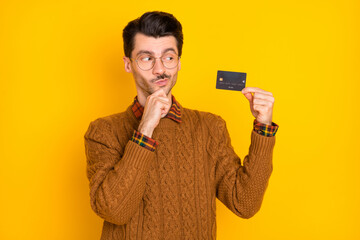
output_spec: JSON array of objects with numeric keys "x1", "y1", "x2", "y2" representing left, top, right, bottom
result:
[
  {"x1": 242, "y1": 87, "x2": 272, "y2": 95},
  {"x1": 152, "y1": 88, "x2": 167, "y2": 97}
]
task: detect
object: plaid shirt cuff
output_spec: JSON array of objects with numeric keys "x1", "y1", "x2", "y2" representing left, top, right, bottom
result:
[
  {"x1": 253, "y1": 119, "x2": 279, "y2": 137},
  {"x1": 131, "y1": 130, "x2": 158, "y2": 152}
]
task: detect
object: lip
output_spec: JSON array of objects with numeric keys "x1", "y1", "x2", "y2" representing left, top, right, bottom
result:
[{"x1": 154, "y1": 78, "x2": 168, "y2": 86}]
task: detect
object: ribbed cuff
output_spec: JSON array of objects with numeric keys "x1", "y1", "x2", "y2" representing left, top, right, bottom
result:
[
  {"x1": 249, "y1": 130, "x2": 276, "y2": 156},
  {"x1": 119, "y1": 140, "x2": 155, "y2": 170}
]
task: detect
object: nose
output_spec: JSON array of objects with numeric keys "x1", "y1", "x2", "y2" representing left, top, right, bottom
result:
[{"x1": 152, "y1": 58, "x2": 166, "y2": 75}]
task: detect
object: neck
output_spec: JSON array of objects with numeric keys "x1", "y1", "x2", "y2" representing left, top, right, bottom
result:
[{"x1": 137, "y1": 89, "x2": 172, "y2": 107}]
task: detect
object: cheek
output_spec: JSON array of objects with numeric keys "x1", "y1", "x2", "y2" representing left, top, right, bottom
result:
[
  {"x1": 171, "y1": 69, "x2": 179, "y2": 79},
  {"x1": 134, "y1": 70, "x2": 152, "y2": 84}
]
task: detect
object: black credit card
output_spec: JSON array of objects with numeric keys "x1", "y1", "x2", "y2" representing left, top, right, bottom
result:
[{"x1": 216, "y1": 70, "x2": 246, "y2": 91}]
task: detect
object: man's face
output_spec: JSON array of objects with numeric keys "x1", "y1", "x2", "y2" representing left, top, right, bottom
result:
[{"x1": 123, "y1": 33, "x2": 181, "y2": 98}]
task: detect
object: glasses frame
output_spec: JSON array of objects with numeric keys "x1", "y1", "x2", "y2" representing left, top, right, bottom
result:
[{"x1": 130, "y1": 54, "x2": 181, "y2": 71}]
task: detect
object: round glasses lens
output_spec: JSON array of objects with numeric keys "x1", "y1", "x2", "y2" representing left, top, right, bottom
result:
[
  {"x1": 162, "y1": 54, "x2": 178, "y2": 69},
  {"x1": 137, "y1": 55, "x2": 154, "y2": 70}
]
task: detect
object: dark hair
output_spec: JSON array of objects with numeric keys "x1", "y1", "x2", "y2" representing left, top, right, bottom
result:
[{"x1": 123, "y1": 11, "x2": 183, "y2": 58}]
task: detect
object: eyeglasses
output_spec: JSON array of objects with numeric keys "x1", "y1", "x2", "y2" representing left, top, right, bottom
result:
[{"x1": 130, "y1": 52, "x2": 180, "y2": 71}]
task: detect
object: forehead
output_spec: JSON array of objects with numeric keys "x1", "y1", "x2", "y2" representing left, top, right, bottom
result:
[{"x1": 132, "y1": 33, "x2": 178, "y2": 56}]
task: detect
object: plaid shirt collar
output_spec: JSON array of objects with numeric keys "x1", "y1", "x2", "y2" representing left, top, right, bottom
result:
[{"x1": 131, "y1": 95, "x2": 182, "y2": 123}]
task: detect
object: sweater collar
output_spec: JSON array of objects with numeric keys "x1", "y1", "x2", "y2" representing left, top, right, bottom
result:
[{"x1": 131, "y1": 95, "x2": 182, "y2": 123}]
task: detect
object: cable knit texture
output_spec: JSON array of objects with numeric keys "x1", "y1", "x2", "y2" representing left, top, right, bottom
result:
[{"x1": 84, "y1": 102, "x2": 275, "y2": 240}]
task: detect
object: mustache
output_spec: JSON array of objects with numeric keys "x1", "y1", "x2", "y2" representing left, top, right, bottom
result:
[{"x1": 151, "y1": 73, "x2": 171, "y2": 83}]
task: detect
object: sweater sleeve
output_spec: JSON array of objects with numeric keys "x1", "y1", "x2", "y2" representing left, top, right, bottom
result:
[
  {"x1": 212, "y1": 116, "x2": 275, "y2": 219},
  {"x1": 84, "y1": 118, "x2": 154, "y2": 225}
]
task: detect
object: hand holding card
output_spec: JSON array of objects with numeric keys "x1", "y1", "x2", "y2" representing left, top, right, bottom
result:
[
  {"x1": 242, "y1": 87, "x2": 275, "y2": 125},
  {"x1": 215, "y1": 70, "x2": 274, "y2": 125}
]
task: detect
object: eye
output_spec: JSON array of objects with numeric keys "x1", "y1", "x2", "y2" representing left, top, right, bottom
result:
[
  {"x1": 163, "y1": 55, "x2": 175, "y2": 61},
  {"x1": 139, "y1": 55, "x2": 153, "y2": 62}
]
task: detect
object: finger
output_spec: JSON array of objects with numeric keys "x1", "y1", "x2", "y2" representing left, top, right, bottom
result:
[
  {"x1": 143, "y1": 96, "x2": 171, "y2": 116},
  {"x1": 160, "y1": 103, "x2": 171, "y2": 117},
  {"x1": 253, "y1": 98, "x2": 273, "y2": 107},
  {"x1": 242, "y1": 87, "x2": 273, "y2": 96},
  {"x1": 253, "y1": 92, "x2": 275, "y2": 102},
  {"x1": 243, "y1": 92, "x2": 253, "y2": 102},
  {"x1": 147, "y1": 95, "x2": 171, "y2": 106},
  {"x1": 253, "y1": 104, "x2": 267, "y2": 112},
  {"x1": 153, "y1": 101, "x2": 171, "y2": 116},
  {"x1": 157, "y1": 100, "x2": 171, "y2": 109},
  {"x1": 148, "y1": 89, "x2": 169, "y2": 100},
  {"x1": 153, "y1": 88, "x2": 166, "y2": 96},
  {"x1": 152, "y1": 96, "x2": 171, "y2": 103},
  {"x1": 153, "y1": 97, "x2": 171, "y2": 108},
  {"x1": 242, "y1": 87, "x2": 267, "y2": 94}
]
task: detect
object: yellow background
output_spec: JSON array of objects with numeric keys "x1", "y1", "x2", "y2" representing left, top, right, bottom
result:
[{"x1": 1, "y1": 0, "x2": 359, "y2": 239}]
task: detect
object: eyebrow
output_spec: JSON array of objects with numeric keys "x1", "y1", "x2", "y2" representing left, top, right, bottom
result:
[{"x1": 136, "y1": 48, "x2": 177, "y2": 57}]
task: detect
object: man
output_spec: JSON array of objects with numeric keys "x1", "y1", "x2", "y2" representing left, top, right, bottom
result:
[{"x1": 84, "y1": 11, "x2": 278, "y2": 240}]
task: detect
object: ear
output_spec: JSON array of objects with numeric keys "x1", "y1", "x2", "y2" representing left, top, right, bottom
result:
[
  {"x1": 177, "y1": 59, "x2": 181, "y2": 71},
  {"x1": 123, "y1": 56, "x2": 132, "y2": 73}
]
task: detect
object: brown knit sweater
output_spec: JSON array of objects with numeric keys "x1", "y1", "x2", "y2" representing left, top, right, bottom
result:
[{"x1": 84, "y1": 102, "x2": 275, "y2": 240}]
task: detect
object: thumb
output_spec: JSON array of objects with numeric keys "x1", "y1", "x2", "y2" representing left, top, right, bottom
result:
[
  {"x1": 243, "y1": 92, "x2": 255, "y2": 113},
  {"x1": 243, "y1": 92, "x2": 253, "y2": 102}
]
